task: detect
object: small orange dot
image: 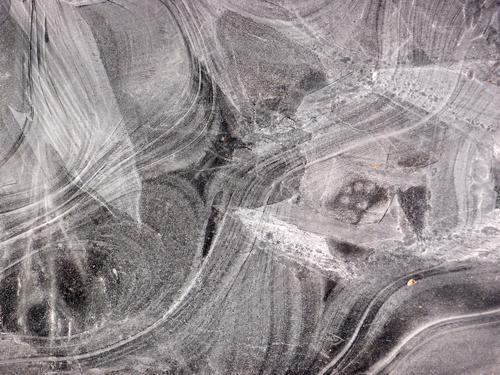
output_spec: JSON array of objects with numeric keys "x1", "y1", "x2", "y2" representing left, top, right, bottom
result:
[{"x1": 407, "y1": 278, "x2": 417, "y2": 286}]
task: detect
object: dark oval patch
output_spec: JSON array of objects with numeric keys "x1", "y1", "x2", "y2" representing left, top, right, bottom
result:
[
  {"x1": 0, "y1": 272, "x2": 19, "y2": 332},
  {"x1": 86, "y1": 246, "x2": 109, "y2": 276},
  {"x1": 27, "y1": 303, "x2": 49, "y2": 337},
  {"x1": 56, "y1": 260, "x2": 88, "y2": 312}
]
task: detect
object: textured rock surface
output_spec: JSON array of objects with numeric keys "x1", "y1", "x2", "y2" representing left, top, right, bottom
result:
[{"x1": 0, "y1": 0, "x2": 499, "y2": 374}]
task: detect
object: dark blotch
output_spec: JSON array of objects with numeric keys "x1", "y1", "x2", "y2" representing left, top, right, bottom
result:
[
  {"x1": 494, "y1": 168, "x2": 500, "y2": 208},
  {"x1": 44, "y1": 17, "x2": 49, "y2": 43},
  {"x1": 297, "y1": 69, "x2": 327, "y2": 92},
  {"x1": 410, "y1": 48, "x2": 432, "y2": 66},
  {"x1": 193, "y1": 97, "x2": 248, "y2": 197},
  {"x1": 323, "y1": 279, "x2": 337, "y2": 302},
  {"x1": 87, "y1": 247, "x2": 108, "y2": 276},
  {"x1": 202, "y1": 194, "x2": 223, "y2": 257},
  {"x1": 27, "y1": 303, "x2": 49, "y2": 337},
  {"x1": 397, "y1": 153, "x2": 432, "y2": 168},
  {"x1": 398, "y1": 186, "x2": 428, "y2": 236},
  {"x1": 56, "y1": 260, "x2": 88, "y2": 312},
  {"x1": 336, "y1": 241, "x2": 367, "y2": 257},
  {"x1": 0, "y1": 272, "x2": 19, "y2": 332},
  {"x1": 495, "y1": 185, "x2": 500, "y2": 209},
  {"x1": 367, "y1": 186, "x2": 387, "y2": 208},
  {"x1": 329, "y1": 179, "x2": 388, "y2": 224}
]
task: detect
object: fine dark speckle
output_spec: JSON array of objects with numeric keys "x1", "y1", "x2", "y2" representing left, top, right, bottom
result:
[{"x1": 398, "y1": 186, "x2": 429, "y2": 236}]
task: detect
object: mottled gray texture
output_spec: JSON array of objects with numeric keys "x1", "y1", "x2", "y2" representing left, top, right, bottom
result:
[{"x1": 0, "y1": 0, "x2": 499, "y2": 374}]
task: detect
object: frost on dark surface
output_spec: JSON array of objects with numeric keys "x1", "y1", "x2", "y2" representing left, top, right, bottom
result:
[{"x1": 0, "y1": 0, "x2": 499, "y2": 374}]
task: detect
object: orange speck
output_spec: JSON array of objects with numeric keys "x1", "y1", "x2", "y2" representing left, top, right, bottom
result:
[{"x1": 407, "y1": 278, "x2": 417, "y2": 286}]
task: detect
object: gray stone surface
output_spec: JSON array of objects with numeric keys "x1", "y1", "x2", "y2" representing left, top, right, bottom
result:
[{"x1": 0, "y1": 0, "x2": 499, "y2": 373}]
